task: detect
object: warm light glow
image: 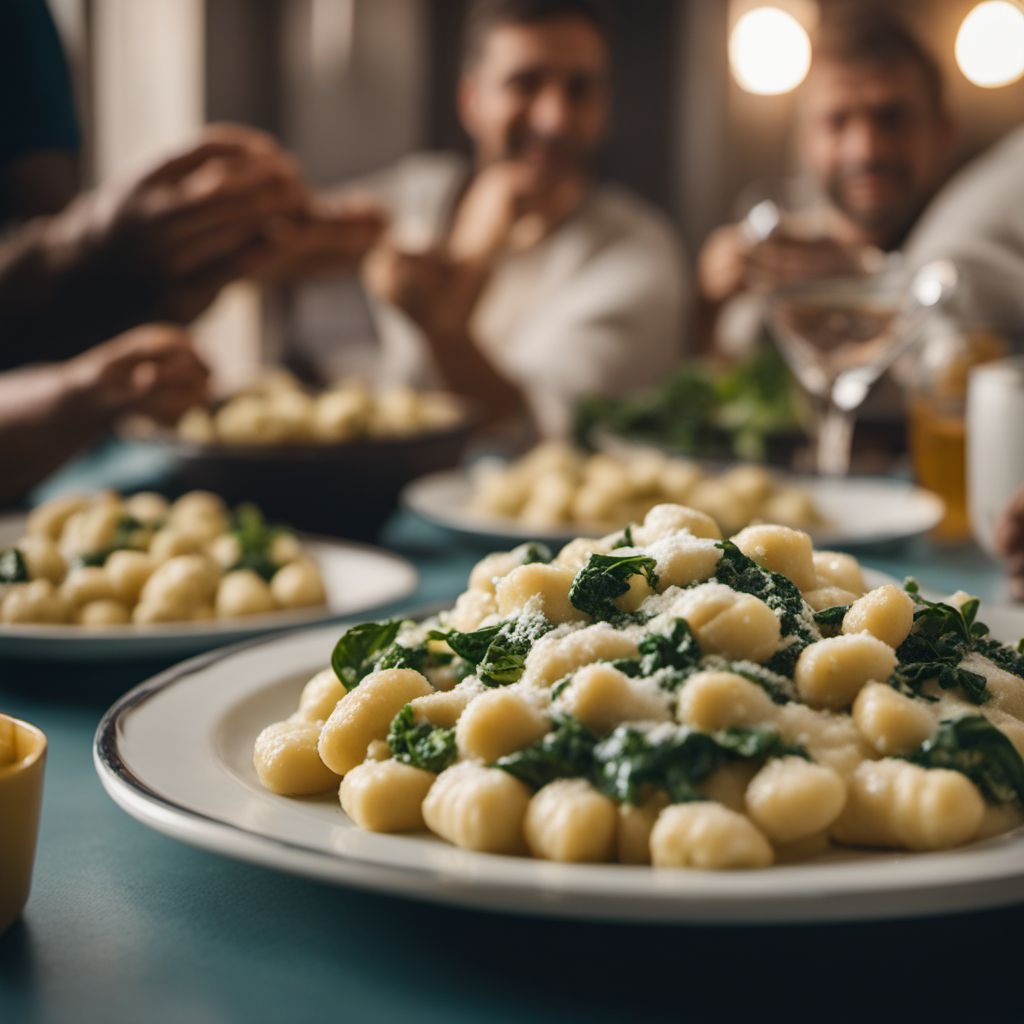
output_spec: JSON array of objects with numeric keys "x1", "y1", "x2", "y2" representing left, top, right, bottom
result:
[
  {"x1": 729, "y1": 7, "x2": 812, "y2": 96},
  {"x1": 955, "y1": 1, "x2": 1024, "y2": 88}
]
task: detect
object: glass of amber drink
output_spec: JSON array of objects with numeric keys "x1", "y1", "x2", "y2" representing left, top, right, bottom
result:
[{"x1": 908, "y1": 325, "x2": 1006, "y2": 542}]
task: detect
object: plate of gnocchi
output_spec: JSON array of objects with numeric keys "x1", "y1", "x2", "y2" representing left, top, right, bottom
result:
[
  {"x1": 95, "y1": 504, "x2": 1024, "y2": 922},
  {"x1": 402, "y1": 444, "x2": 944, "y2": 549},
  {"x1": 0, "y1": 490, "x2": 418, "y2": 660}
]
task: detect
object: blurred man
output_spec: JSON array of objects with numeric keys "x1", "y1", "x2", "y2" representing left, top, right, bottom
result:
[
  {"x1": 698, "y1": 8, "x2": 954, "y2": 349},
  {"x1": 301, "y1": 0, "x2": 686, "y2": 436},
  {"x1": 905, "y1": 125, "x2": 1024, "y2": 330}
]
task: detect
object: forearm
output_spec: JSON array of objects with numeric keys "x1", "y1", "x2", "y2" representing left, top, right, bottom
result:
[
  {"x1": 0, "y1": 364, "x2": 105, "y2": 506},
  {"x1": 0, "y1": 202, "x2": 155, "y2": 366},
  {"x1": 423, "y1": 324, "x2": 523, "y2": 426},
  {"x1": 421, "y1": 261, "x2": 523, "y2": 424}
]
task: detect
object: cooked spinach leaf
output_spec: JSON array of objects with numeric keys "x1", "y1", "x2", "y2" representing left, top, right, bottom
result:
[
  {"x1": 387, "y1": 704, "x2": 458, "y2": 774},
  {"x1": 0, "y1": 548, "x2": 29, "y2": 583},
  {"x1": 908, "y1": 716, "x2": 1024, "y2": 805},
  {"x1": 813, "y1": 604, "x2": 851, "y2": 635},
  {"x1": 493, "y1": 714, "x2": 597, "y2": 790},
  {"x1": 227, "y1": 503, "x2": 289, "y2": 581},
  {"x1": 518, "y1": 542, "x2": 553, "y2": 565},
  {"x1": 331, "y1": 619, "x2": 405, "y2": 689},
  {"x1": 889, "y1": 580, "x2": 996, "y2": 705},
  {"x1": 613, "y1": 618, "x2": 702, "y2": 692},
  {"x1": 611, "y1": 524, "x2": 635, "y2": 549},
  {"x1": 71, "y1": 515, "x2": 147, "y2": 569},
  {"x1": 725, "y1": 660, "x2": 797, "y2": 704},
  {"x1": 569, "y1": 552, "x2": 659, "y2": 621},
  {"x1": 973, "y1": 637, "x2": 1024, "y2": 679},
  {"x1": 713, "y1": 541, "x2": 816, "y2": 676},
  {"x1": 593, "y1": 723, "x2": 806, "y2": 805},
  {"x1": 430, "y1": 613, "x2": 553, "y2": 687}
]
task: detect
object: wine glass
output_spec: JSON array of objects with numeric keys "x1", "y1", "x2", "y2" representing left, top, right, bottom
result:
[{"x1": 766, "y1": 260, "x2": 957, "y2": 476}]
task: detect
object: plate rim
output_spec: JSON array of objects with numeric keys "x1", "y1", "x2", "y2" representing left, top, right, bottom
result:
[
  {"x1": 0, "y1": 514, "x2": 419, "y2": 651},
  {"x1": 93, "y1": 595, "x2": 1024, "y2": 925},
  {"x1": 402, "y1": 467, "x2": 946, "y2": 549}
]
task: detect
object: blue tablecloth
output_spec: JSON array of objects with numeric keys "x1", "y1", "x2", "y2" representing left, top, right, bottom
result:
[{"x1": 2, "y1": 446, "x2": 1022, "y2": 1023}]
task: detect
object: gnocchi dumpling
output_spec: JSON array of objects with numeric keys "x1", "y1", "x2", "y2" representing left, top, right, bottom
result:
[{"x1": 422, "y1": 763, "x2": 531, "y2": 854}]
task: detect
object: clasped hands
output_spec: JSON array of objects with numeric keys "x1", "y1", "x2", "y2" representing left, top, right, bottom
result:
[{"x1": 363, "y1": 161, "x2": 585, "y2": 340}]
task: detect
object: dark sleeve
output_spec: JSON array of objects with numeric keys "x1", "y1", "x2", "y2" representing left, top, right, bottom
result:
[{"x1": 0, "y1": 0, "x2": 80, "y2": 161}]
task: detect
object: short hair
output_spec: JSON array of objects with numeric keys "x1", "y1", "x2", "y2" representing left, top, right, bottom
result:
[
  {"x1": 462, "y1": 0, "x2": 610, "y2": 69},
  {"x1": 811, "y1": 6, "x2": 946, "y2": 112}
]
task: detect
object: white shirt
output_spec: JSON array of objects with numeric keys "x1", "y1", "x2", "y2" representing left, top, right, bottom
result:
[
  {"x1": 906, "y1": 126, "x2": 1024, "y2": 331},
  {"x1": 293, "y1": 152, "x2": 688, "y2": 437}
]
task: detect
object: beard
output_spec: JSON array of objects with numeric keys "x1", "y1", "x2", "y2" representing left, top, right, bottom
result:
[
  {"x1": 824, "y1": 160, "x2": 917, "y2": 237},
  {"x1": 503, "y1": 130, "x2": 590, "y2": 180}
]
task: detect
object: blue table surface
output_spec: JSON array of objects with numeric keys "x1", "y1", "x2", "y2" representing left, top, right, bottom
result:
[{"x1": 2, "y1": 445, "x2": 1023, "y2": 1024}]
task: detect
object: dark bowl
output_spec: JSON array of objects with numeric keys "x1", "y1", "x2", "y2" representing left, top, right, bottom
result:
[{"x1": 126, "y1": 398, "x2": 480, "y2": 540}]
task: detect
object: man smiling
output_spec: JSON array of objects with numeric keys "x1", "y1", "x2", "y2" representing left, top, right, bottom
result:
[
  {"x1": 698, "y1": 9, "x2": 954, "y2": 337},
  {"x1": 302, "y1": 0, "x2": 687, "y2": 436}
]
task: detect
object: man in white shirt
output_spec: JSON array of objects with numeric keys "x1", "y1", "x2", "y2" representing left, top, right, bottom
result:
[
  {"x1": 905, "y1": 125, "x2": 1024, "y2": 331},
  {"x1": 295, "y1": 0, "x2": 687, "y2": 438},
  {"x1": 697, "y1": 8, "x2": 954, "y2": 353}
]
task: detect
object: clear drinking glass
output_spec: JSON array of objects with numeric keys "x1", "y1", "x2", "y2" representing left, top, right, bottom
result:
[
  {"x1": 967, "y1": 357, "x2": 1024, "y2": 558},
  {"x1": 766, "y1": 264, "x2": 914, "y2": 475}
]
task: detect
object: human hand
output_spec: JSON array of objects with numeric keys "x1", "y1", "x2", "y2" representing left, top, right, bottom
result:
[
  {"x1": 53, "y1": 124, "x2": 307, "y2": 324},
  {"x1": 247, "y1": 193, "x2": 388, "y2": 282},
  {"x1": 744, "y1": 231, "x2": 872, "y2": 291},
  {"x1": 62, "y1": 325, "x2": 210, "y2": 427},
  {"x1": 995, "y1": 485, "x2": 1024, "y2": 601},
  {"x1": 447, "y1": 161, "x2": 584, "y2": 264},
  {"x1": 363, "y1": 245, "x2": 454, "y2": 331}
]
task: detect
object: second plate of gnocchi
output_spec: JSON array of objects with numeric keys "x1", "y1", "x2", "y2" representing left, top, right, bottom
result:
[{"x1": 0, "y1": 490, "x2": 418, "y2": 660}]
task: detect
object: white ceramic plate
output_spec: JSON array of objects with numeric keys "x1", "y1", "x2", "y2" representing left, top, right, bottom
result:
[
  {"x1": 0, "y1": 515, "x2": 418, "y2": 661},
  {"x1": 94, "y1": 572, "x2": 1024, "y2": 923},
  {"x1": 403, "y1": 468, "x2": 945, "y2": 550}
]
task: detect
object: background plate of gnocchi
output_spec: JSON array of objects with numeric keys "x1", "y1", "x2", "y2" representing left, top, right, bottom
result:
[
  {"x1": 403, "y1": 462, "x2": 944, "y2": 550},
  {"x1": 0, "y1": 509, "x2": 419, "y2": 662},
  {"x1": 94, "y1": 566, "x2": 1024, "y2": 924}
]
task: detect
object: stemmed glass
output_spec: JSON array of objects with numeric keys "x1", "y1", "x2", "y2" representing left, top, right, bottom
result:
[{"x1": 766, "y1": 261, "x2": 957, "y2": 476}]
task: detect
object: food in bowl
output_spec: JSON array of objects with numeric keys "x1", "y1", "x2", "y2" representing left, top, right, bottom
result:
[
  {"x1": 469, "y1": 441, "x2": 822, "y2": 536},
  {"x1": 0, "y1": 491, "x2": 325, "y2": 626},
  {"x1": 176, "y1": 371, "x2": 463, "y2": 447},
  {"x1": 253, "y1": 503, "x2": 1024, "y2": 868}
]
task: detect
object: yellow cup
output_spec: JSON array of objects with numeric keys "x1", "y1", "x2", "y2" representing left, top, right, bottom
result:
[{"x1": 0, "y1": 714, "x2": 47, "y2": 933}]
